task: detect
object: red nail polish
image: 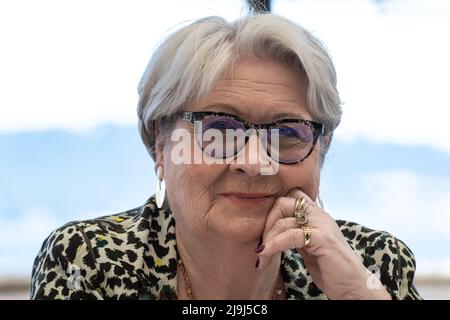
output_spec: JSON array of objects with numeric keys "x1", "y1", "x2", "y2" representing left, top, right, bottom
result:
[
  {"x1": 255, "y1": 244, "x2": 265, "y2": 253},
  {"x1": 255, "y1": 257, "x2": 260, "y2": 268}
]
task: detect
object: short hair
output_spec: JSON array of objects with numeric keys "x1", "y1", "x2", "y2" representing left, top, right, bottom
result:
[{"x1": 137, "y1": 14, "x2": 342, "y2": 161}]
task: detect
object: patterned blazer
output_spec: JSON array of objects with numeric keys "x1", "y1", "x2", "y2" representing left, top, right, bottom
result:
[{"x1": 31, "y1": 195, "x2": 422, "y2": 299}]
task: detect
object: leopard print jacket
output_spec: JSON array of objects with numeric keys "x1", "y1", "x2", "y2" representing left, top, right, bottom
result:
[{"x1": 30, "y1": 195, "x2": 422, "y2": 300}]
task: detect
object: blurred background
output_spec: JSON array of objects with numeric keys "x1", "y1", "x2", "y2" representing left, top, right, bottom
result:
[{"x1": 1, "y1": 0, "x2": 449, "y2": 299}]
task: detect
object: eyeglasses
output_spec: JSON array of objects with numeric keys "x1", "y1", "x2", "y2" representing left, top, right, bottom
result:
[{"x1": 180, "y1": 111, "x2": 324, "y2": 164}]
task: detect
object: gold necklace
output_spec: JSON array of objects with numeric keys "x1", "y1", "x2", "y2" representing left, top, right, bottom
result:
[{"x1": 178, "y1": 260, "x2": 284, "y2": 299}]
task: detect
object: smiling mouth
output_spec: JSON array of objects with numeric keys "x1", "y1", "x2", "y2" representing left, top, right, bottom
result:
[{"x1": 219, "y1": 192, "x2": 275, "y2": 208}]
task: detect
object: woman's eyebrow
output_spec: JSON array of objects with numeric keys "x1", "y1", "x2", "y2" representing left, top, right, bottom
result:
[
  {"x1": 200, "y1": 103, "x2": 309, "y2": 120},
  {"x1": 200, "y1": 103, "x2": 242, "y2": 116}
]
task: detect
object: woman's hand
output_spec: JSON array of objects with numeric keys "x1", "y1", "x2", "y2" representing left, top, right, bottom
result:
[{"x1": 256, "y1": 189, "x2": 391, "y2": 300}]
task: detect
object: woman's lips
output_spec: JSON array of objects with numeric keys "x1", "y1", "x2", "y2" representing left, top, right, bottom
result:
[{"x1": 219, "y1": 193, "x2": 275, "y2": 208}]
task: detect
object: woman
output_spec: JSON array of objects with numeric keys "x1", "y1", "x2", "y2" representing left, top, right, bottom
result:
[{"x1": 31, "y1": 14, "x2": 421, "y2": 300}]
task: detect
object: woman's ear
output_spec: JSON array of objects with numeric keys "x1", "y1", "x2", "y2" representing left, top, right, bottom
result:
[
  {"x1": 318, "y1": 134, "x2": 331, "y2": 169},
  {"x1": 153, "y1": 120, "x2": 165, "y2": 172},
  {"x1": 321, "y1": 135, "x2": 330, "y2": 149}
]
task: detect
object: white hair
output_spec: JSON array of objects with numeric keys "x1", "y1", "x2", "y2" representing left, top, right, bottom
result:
[{"x1": 137, "y1": 14, "x2": 342, "y2": 161}]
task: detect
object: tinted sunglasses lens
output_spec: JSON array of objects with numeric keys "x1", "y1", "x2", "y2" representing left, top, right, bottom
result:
[
  {"x1": 198, "y1": 116, "x2": 246, "y2": 158},
  {"x1": 268, "y1": 123, "x2": 314, "y2": 163}
]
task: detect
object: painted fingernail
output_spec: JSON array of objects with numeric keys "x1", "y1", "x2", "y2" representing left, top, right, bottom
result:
[
  {"x1": 256, "y1": 237, "x2": 262, "y2": 247},
  {"x1": 255, "y1": 244, "x2": 265, "y2": 254},
  {"x1": 255, "y1": 257, "x2": 260, "y2": 269}
]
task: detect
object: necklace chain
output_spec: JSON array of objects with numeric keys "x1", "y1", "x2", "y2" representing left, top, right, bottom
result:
[{"x1": 178, "y1": 260, "x2": 284, "y2": 300}]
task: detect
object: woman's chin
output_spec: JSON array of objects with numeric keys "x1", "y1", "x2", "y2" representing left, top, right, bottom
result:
[{"x1": 210, "y1": 216, "x2": 266, "y2": 243}]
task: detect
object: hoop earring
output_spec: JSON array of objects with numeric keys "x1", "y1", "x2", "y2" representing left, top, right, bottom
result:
[
  {"x1": 155, "y1": 166, "x2": 166, "y2": 209},
  {"x1": 316, "y1": 193, "x2": 325, "y2": 210}
]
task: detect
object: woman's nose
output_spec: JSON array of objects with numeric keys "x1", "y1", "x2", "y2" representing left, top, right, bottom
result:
[{"x1": 228, "y1": 132, "x2": 278, "y2": 176}]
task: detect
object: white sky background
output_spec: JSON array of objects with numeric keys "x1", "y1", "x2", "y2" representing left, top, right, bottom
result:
[
  {"x1": 276, "y1": 0, "x2": 450, "y2": 153},
  {"x1": 1, "y1": 0, "x2": 450, "y2": 154},
  {"x1": 324, "y1": 169, "x2": 450, "y2": 276},
  {"x1": 0, "y1": 0, "x2": 245, "y2": 132}
]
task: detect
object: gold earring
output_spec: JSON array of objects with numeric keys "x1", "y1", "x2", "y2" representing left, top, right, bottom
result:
[
  {"x1": 316, "y1": 193, "x2": 325, "y2": 210},
  {"x1": 155, "y1": 166, "x2": 166, "y2": 208}
]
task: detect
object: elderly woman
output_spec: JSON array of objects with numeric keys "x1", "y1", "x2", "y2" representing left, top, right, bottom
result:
[{"x1": 31, "y1": 14, "x2": 421, "y2": 300}]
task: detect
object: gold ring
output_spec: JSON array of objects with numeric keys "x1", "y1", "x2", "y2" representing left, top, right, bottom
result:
[
  {"x1": 303, "y1": 227, "x2": 312, "y2": 246},
  {"x1": 299, "y1": 197, "x2": 309, "y2": 212},
  {"x1": 294, "y1": 197, "x2": 309, "y2": 227}
]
